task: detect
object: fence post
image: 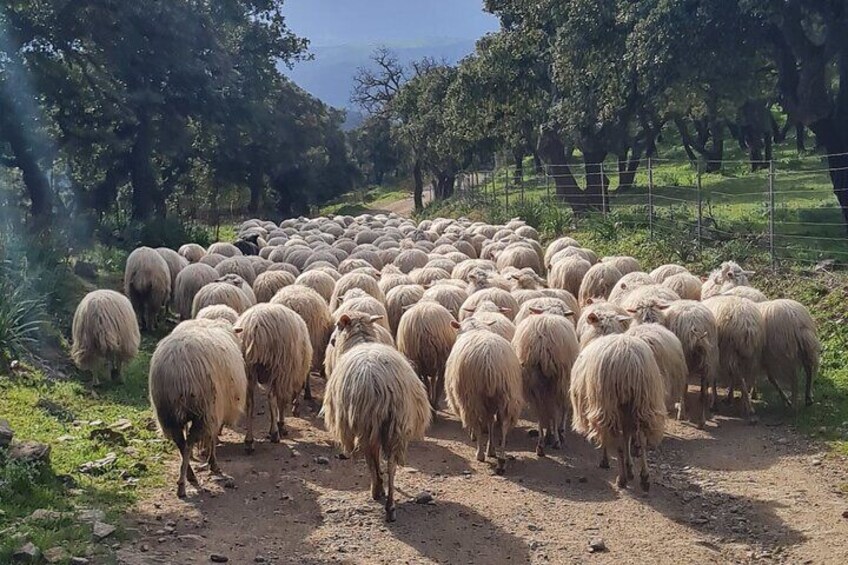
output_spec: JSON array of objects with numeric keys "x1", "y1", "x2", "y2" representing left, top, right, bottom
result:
[
  {"x1": 647, "y1": 157, "x2": 654, "y2": 239},
  {"x1": 768, "y1": 159, "x2": 776, "y2": 269},
  {"x1": 520, "y1": 166, "x2": 525, "y2": 206},
  {"x1": 545, "y1": 165, "x2": 551, "y2": 200},
  {"x1": 696, "y1": 161, "x2": 703, "y2": 253},
  {"x1": 600, "y1": 161, "x2": 607, "y2": 218},
  {"x1": 504, "y1": 167, "x2": 510, "y2": 214}
]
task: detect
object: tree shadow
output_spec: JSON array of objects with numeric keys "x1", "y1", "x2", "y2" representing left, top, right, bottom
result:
[{"x1": 385, "y1": 500, "x2": 530, "y2": 564}]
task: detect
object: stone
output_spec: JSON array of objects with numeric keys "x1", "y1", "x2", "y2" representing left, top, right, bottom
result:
[
  {"x1": 70, "y1": 558, "x2": 90, "y2": 565},
  {"x1": 0, "y1": 419, "x2": 13, "y2": 447},
  {"x1": 88, "y1": 428, "x2": 127, "y2": 446},
  {"x1": 413, "y1": 491, "x2": 434, "y2": 505},
  {"x1": 12, "y1": 542, "x2": 41, "y2": 562},
  {"x1": 527, "y1": 524, "x2": 542, "y2": 532},
  {"x1": 588, "y1": 538, "x2": 607, "y2": 553},
  {"x1": 254, "y1": 557, "x2": 267, "y2": 563},
  {"x1": 111, "y1": 418, "x2": 133, "y2": 432},
  {"x1": 36, "y1": 398, "x2": 76, "y2": 423},
  {"x1": 57, "y1": 435, "x2": 75, "y2": 442},
  {"x1": 79, "y1": 452, "x2": 118, "y2": 474},
  {"x1": 92, "y1": 521, "x2": 117, "y2": 540},
  {"x1": 210, "y1": 554, "x2": 230, "y2": 563},
  {"x1": 842, "y1": 509, "x2": 848, "y2": 519},
  {"x1": 76, "y1": 509, "x2": 106, "y2": 523},
  {"x1": 28, "y1": 509, "x2": 67, "y2": 522},
  {"x1": 43, "y1": 547, "x2": 70, "y2": 564},
  {"x1": 314, "y1": 456, "x2": 330, "y2": 465},
  {"x1": 8, "y1": 441, "x2": 51, "y2": 464},
  {"x1": 811, "y1": 458, "x2": 822, "y2": 466}
]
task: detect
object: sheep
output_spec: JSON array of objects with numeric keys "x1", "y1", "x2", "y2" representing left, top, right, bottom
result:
[
  {"x1": 459, "y1": 287, "x2": 519, "y2": 321},
  {"x1": 421, "y1": 284, "x2": 468, "y2": 319},
  {"x1": 626, "y1": 323, "x2": 688, "y2": 421},
  {"x1": 385, "y1": 284, "x2": 425, "y2": 338},
  {"x1": 514, "y1": 297, "x2": 571, "y2": 327},
  {"x1": 512, "y1": 304, "x2": 578, "y2": 456},
  {"x1": 662, "y1": 272, "x2": 703, "y2": 301},
  {"x1": 578, "y1": 263, "x2": 623, "y2": 307},
  {"x1": 576, "y1": 300, "x2": 631, "y2": 348},
  {"x1": 334, "y1": 290, "x2": 391, "y2": 332},
  {"x1": 322, "y1": 340, "x2": 430, "y2": 522},
  {"x1": 124, "y1": 246, "x2": 172, "y2": 330},
  {"x1": 663, "y1": 300, "x2": 719, "y2": 428},
  {"x1": 215, "y1": 273, "x2": 257, "y2": 305},
  {"x1": 496, "y1": 243, "x2": 542, "y2": 274},
  {"x1": 329, "y1": 272, "x2": 385, "y2": 312},
  {"x1": 607, "y1": 271, "x2": 654, "y2": 304},
  {"x1": 207, "y1": 242, "x2": 243, "y2": 258},
  {"x1": 601, "y1": 256, "x2": 641, "y2": 275},
  {"x1": 253, "y1": 270, "x2": 295, "y2": 303},
  {"x1": 271, "y1": 285, "x2": 333, "y2": 389},
  {"x1": 703, "y1": 295, "x2": 764, "y2": 421},
  {"x1": 650, "y1": 264, "x2": 689, "y2": 283},
  {"x1": 295, "y1": 270, "x2": 337, "y2": 303},
  {"x1": 173, "y1": 263, "x2": 219, "y2": 320},
  {"x1": 701, "y1": 261, "x2": 754, "y2": 299},
  {"x1": 148, "y1": 319, "x2": 246, "y2": 497},
  {"x1": 71, "y1": 289, "x2": 140, "y2": 386},
  {"x1": 451, "y1": 258, "x2": 497, "y2": 281},
  {"x1": 378, "y1": 272, "x2": 415, "y2": 296},
  {"x1": 235, "y1": 304, "x2": 313, "y2": 450},
  {"x1": 199, "y1": 253, "x2": 226, "y2": 268},
  {"x1": 548, "y1": 246, "x2": 598, "y2": 268},
  {"x1": 156, "y1": 247, "x2": 189, "y2": 302},
  {"x1": 445, "y1": 318, "x2": 523, "y2": 474},
  {"x1": 216, "y1": 256, "x2": 257, "y2": 286},
  {"x1": 466, "y1": 268, "x2": 511, "y2": 295},
  {"x1": 757, "y1": 299, "x2": 820, "y2": 409},
  {"x1": 178, "y1": 243, "x2": 206, "y2": 263},
  {"x1": 396, "y1": 302, "x2": 456, "y2": 409},
  {"x1": 508, "y1": 268, "x2": 547, "y2": 290},
  {"x1": 195, "y1": 304, "x2": 239, "y2": 325},
  {"x1": 410, "y1": 266, "x2": 451, "y2": 286},
  {"x1": 191, "y1": 281, "x2": 253, "y2": 318},
  {"x1": 617, "y1": 284, "x2": 680, "y2": 313},
  {"x1": 544, "y1": 236, "x2": 581, "y2": 267},
  {"x1": 570, "y1": 334, "x2": 666, "y2": 490},
  {"x1": 394, "y1": 248, "x2": 429, "y2": 273},
  {"x1": 324, "y1": 313, "x2": 394, "y2": 377},
  {"x1": 722, "y1": 286, "x2": 768, "y2": 303}
]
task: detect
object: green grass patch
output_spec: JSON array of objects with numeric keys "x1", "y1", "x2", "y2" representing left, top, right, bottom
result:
[
  {"x1": 0, "y1": 338, "x2": 168, "y2": 563},
  {"x1": 320, "y1": 181, "x2": 412, "y2": 215}
]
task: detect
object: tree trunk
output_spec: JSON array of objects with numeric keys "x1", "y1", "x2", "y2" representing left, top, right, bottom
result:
[
  {"x1": 513, "y1": 150, "x2": 523, "y2": 186},
  {"x1": 536, "y1": 128, "x2": 591, "y2": 214},
  {"x1": 582, "y1": 151, "x2": 608, "y2": 212},
  {"x1": 796, "y1": 124, "x2": 806, "y2": 154},
  {"x1": 412, "y1": 160, "x2": 424, "y2": 212},
  {"x1": 130, "y1": 111, "x2": 157, "y2": 220},
  {"x1": 435, "y1": 173, "x2": 454, "y2": 201},
  {"x1": 533, "y1": 152, "x2": 544, "y2": 175},
  {"x1": 248, "y1": 167, "x2": 263, "y2": 214},
  {"x1": 617, "y1": 149, "x2": 642, "y2": 192}
]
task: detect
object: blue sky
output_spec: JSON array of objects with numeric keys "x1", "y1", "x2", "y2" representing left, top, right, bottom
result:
[{"x1": 283, "y1": 0, "x2": 499, "y2": 47}]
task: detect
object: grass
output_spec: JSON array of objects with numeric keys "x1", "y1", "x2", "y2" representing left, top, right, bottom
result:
[
  {"x1": 418, "y1": 196, "x2": 848, "y2": 455},
  {"x1": 320, "y1": 180, "x2": 412, "y2": 216},
  {"x1": 0, "y1": 341, "x2": 169, "y2": 563}
]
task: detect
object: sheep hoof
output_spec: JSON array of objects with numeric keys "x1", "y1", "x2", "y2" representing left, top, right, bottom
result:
[
  {"x1": 599, "y1": 459, "x2": 610, "y2": 470},
  {"x1": 475, "y1": 452, "x2": 486, "y2": 463},
  {"x1": 616, "y1": 476, "x2": 627, "y2": 489},
  {"x1": 244, "y1": 439, "x2": 255, "y2": 453},
  {"x1": 640, "y1": 474, "x2": 650, "y2": 492},
  {"x1": 495, "y1": 459, "x2": 506, "y2": 475},
  {"x1": 385, "y1": 507, "x2": 396, "y2": 522},
  {"x1": 278, "y1": 424, "x2": 288, "y2": 436},
  {"x1": 269, "y1": 431, "x2": 280, "y2": 443},
  {"x1": 177, "y1": 483, "x2": 187, "y2": 499},
  {"x1": 372, "y1": 489, "x2": 385, "y2": 501},
  {"x1": 535, "y1": 446, "x2": 546, "y2": 457},
  {"x1": 747, "y1": 415, "x2": 759, "y2": 425}
]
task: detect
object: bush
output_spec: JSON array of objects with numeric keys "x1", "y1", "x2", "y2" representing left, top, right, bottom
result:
[
  {"x1": 104, "y1": 217, "x2": 214, "y2": 251},
  {"x1": 0, "y1": 266, "x2": 45, "y2": 370}
]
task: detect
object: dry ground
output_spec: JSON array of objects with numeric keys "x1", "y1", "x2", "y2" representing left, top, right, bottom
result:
[{"x1": 117, "y1": 380, "x2": 848, "y2": 565}]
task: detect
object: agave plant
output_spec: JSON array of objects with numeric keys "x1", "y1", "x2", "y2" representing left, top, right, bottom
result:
[{"x1": 0, "y1": 281, "x2": 44, "y2": 371}]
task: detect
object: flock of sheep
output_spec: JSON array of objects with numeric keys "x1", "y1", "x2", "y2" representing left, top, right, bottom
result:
[{"x1": 69, "y1": 214, "x2": 821, "y2": 522}]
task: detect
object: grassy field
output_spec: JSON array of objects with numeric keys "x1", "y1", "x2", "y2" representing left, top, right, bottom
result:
[{"x1": 320, "y1": 181, "x2": 413, "y2": 216}]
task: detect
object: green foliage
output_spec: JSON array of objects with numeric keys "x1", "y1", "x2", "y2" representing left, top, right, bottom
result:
[
  {"x1": 116, "y1": 218, "x2": 213, "y2": 251},
  {"x1": 0, "y1": 276, "x2": 44, "y2": 369}
]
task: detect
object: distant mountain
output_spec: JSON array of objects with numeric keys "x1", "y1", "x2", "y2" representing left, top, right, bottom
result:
[{"x1": 283, "y1": 39, "x2": 480, "y2": 121}]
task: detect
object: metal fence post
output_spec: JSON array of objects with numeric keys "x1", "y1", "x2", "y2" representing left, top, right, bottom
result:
[
  {"x1": 504, "y1": 167, "x2": 509, "y2": 214},
  {"x1": 647, "y1": 157, "x2": 654, "y2": 239},
  {"x1": 600, "y1": 161, "x2": 607, "y2": 218},
  {"x1": 696, "y1": 161, "x2": 703, "y2": 253},
  {"x1": 768, "y1": 159, "x2": 776, "y2": 269},
  {"x1": 545, "y1": 165, "x2": 551, "y2": 200}
]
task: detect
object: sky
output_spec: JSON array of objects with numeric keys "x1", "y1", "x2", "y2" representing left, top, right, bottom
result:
[{"x1": 282, "y1": 0, "x2": 500, "y2": 47}]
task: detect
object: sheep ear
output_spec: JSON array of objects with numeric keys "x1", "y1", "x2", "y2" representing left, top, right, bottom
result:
[
  {"x1": 585, "y1": 297, "x2": 595, "y2": 305},
  {"x1": 374, "y1": 272, "x2": 381, "y2": 279},
  {"x1": 368, "y1": 315, "x2": 384, "y2": 324},
  {"x1": 462, "y1": 307, "x2": 476, "y2": 313},
  {"x1": 450, "y1": 320, "x2": 461, "y2": 329},
  {"x1": 626, "y1": 308, "x2": 637, "y2": 314},
  {"x1": 423, "y1": 282, "x2": 432, "y2": 289},
  {"x1": 563, "y1": 309, "x2": 575, "y2": 317},
  {"x1": 499, "y1": 307, "x2": 512, "y2": 314},
  {"x1": 616, "y1": 315, "x2": 632, "y2": 323},
  {"x1": 620, "y1": 282, "x2": 627, "y2": 290},
  {"x1": 233, "y1": 326, "x2": 244, "y2": 334},
  {"x1": 529, "y1": 306, "x2": 545, "y2": 315},
  {"x1": 337, "y1": 314, "x2": 352, "y2": 328},
  {"x1": 468, "y1": 273, "x2": 477, "y2": 281},
  {"x1": 743, "y1": 270, "x2": 755, "y2": 277},
  {"x1": 485, "y1": 320, "x2": 497, "y2": 326},
  {"x1": 587, "y1": 312, "x2": 599, "y2": 324},
  {"x1": 657, "y1": 302, "x2": 671, "y2": 310},
  {"x1": 700, "y1": 276, "x2": 708, "y2": 282}
]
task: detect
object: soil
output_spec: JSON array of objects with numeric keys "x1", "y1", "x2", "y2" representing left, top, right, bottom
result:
[{"x1": 117, "y1": 380, "x2": 848, "y2": 565}]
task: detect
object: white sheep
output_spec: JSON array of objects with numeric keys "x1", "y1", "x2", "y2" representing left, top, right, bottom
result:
[
  {"x1": 570, "y1": 334, "x2": 666, "y2": 491},
  {"x1": 124, "y1": 246, "x2": 172, "y2": 330},
  {"x1": 445, "y1": 319, "x2": 523, "y2": 474},
  {"x1": 191, "y1": 281, "x2": 253, "y2": 318},
  {"x1": 173, "y1": 263, "x2": 219, "y2": 320},
  {"x1": 578, "y1": 262, "x2": 623, "y2": 307},
  {"x1": 253, "y1": 270, "x2": 295, "y2": 303},
  {"x1": 626, "y1": 323, "x2": 688, "y2": 421},
  {"x1": 576, "y1": 299, "x2": 631, "y2": 348},
  {"x1": 71, "y1": 289, "x2": 140, "y2": 386},
  {"x1": 662, "y1": 272, "x2": 703, "y2": 301},
  {"x1": 195, "y1": 304, "x2": 240, "y2": 325},
  {"x1": 385, "y1": 284, "x2": 425, "y2": 338},
  {"x1": 701, "y1": 261, "x2": 754, "y2": 299}
]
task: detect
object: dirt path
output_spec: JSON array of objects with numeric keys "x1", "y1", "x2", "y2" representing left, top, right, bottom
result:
[
  {"x1": 369, "y1": 188, "x2": 432, "y2": 217},
  {"x1": 117, "y1": 383, "x2": 848, "y2": 565}
]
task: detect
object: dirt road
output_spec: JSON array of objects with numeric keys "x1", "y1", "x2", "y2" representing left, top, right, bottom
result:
[{"x1": 118, "y1": 383, "x2": 848, "y2": 565}]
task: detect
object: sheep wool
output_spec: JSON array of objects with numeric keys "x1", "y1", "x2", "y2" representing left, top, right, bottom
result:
[
  {"x1": 124, "y1": 246, "x2": 172, "y2": 330},
  {"x1": 71, "y1": 289, "x2": 140, "y2": 385}
]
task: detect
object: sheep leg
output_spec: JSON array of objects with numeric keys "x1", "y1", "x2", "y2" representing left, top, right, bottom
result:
[
  {"x1": 599, "y1": 447, "x2": 610, "y2": 469},
  {"x1": 474, "y1": 422, "x2": 486, "y2": 463},
  {"x1": 638, "y1": 432, "x2": 650, "y2": 492},
  {"x1": 495, "y1": 416, "x2": 508, "y2": 475},
  {"x1": 535, "y1": 421, "x2": 546, "y2": 458},
  {"x1": 366, "y1": 442, "x2": 384, "y2": 501},
  {"x1": 790, "y1": 368, "x2": 799, "y2": 412},
  {"x1": 616, "y1": 442, "x2": 628, "y2": 489},
  {"x1": 486, "y1": 419, "x2": 497, "y2": 459},
  {"x1": 268, "y1": 390, "x2": 281, "y2": 443},
  {"x1": 244, "y1": 376, "x2": 256, "y2": 452},
  {"x1": 765, "y1": 368, "x2": 793, "y2": 409},
  {"x1": 696, "y1": 372, "x2": 708, "y2": 429},
  {"x1": 385, "y1": 459, "x2": 397, "y2": 522},
  {"x1": 624, "y1": 432, "x2": 635, "y2": 482},
  {"x1": 676, "y1": 391, "x2": 686, "y2": 421},
  {"x1": 277, "y1": 392, "x2": 290, "y2": 437},
  {"x1": 724, "y1": 380, "x2": 735, "y2": 404},
  {"x1": 549, "y1": 407, "x2": 562, "y2": 450},
  {"x1": 739, "y1": 376, "x2": 757, "y2": 424},
  {"x1": 172, "y1": 427, "x2": 191, "y2": 499},
  {"x1": 804, "y1": 364, "x2": 814, "y2": 407},
  {"x1": 303, "y1": 375, "x2": 313, "y2": 402}
]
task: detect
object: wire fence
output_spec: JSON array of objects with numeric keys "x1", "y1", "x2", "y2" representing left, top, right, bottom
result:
[{"x1": 456, "y1": 155, "x2": 848, "y2": 268}]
